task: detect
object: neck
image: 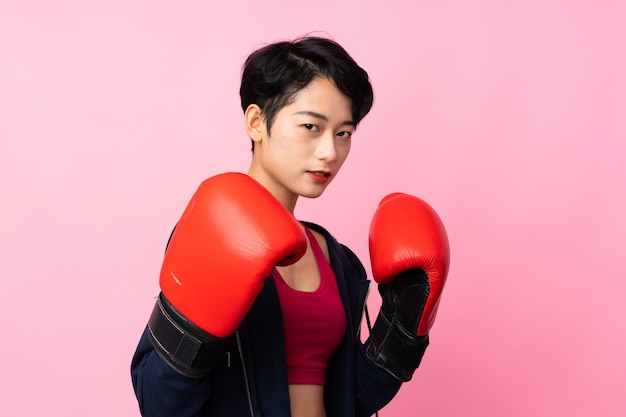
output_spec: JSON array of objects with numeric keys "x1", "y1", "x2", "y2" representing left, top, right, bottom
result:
[{"x1": 247, "y1": 168, "x2": 298, "y2": 215}]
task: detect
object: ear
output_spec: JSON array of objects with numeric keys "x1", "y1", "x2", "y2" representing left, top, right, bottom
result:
[{"x1": 244, "y1": 104, "x2": 266, "y2": 144}]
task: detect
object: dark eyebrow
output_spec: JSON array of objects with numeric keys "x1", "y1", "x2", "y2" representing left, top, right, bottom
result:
[{"x1": 293, "y1": 110, "x2": 355, "y2": 127}]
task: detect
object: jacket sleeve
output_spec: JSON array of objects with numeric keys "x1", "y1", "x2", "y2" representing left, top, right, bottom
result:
[{"x1": 131, "y1": 327, "x2": 211, "y2": 417}]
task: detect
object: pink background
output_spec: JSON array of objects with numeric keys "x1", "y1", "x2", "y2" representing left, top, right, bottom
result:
[{"x1": 1, "y1": 1, "x2": 624, "y2": 416}]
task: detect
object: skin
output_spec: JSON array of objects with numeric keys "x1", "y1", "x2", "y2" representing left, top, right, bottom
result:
[{"x1": 245, "y1": 77, "x2": 355, "y2": 417}]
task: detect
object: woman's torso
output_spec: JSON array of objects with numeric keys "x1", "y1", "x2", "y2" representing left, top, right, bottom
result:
[{"x1": 275, "y1": 226, "x2": 335, "y2": 417}]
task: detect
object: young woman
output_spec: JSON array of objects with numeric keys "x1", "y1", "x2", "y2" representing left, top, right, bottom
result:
[{"x1": 131, "y1": 36, "x2": 449, "y2": 417}]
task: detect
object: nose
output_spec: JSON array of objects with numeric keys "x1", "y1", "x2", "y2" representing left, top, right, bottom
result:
[{"x1": 314, "y1": 133, "x2": 338, "y2": 163}]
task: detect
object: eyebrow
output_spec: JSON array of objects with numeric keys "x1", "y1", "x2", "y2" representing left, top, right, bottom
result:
[{"x1": 293, "y1": 110, "x2": 355, "y2": 127}]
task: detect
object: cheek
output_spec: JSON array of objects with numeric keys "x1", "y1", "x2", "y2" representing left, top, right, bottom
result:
[
  {"x1": 338, "y1": 142, "x2": 352, "y2": 164},
  {"x1": 274, "y1": 127, "x2": 304, "y2": 151},
  {"x1": 270, "y1": 134, "x2": 295, "y2": 155}
]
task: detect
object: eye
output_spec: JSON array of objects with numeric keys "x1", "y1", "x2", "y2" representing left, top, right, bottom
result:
[
  {"x1": 337, "y1": 131, "x2": 353, "y2": 139},
  {"x1": 303, "y1": 124, "x2": 319, "y2": 132}
]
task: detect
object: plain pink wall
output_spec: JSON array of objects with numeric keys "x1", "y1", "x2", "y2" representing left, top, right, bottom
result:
[{"x1": 1, "y1": 1, "x2": 624, "y2": 416}]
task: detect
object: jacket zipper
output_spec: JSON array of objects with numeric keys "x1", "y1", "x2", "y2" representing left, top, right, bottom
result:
[{"x1": 236, "y1": 329, "x2": 255, "y2": 417}]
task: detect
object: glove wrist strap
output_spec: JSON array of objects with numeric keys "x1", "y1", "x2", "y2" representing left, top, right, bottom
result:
[
  {"x1": 147, "y1": 292, "x2": 227, "y2": 377},
  {"x1": 366, "y1": 311, "x2": 429, "y2": 382}
]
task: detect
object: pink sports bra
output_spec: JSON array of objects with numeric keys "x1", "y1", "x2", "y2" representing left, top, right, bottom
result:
[{"x1": 273, "y1": 227, "x2": 347, "y2": 385}]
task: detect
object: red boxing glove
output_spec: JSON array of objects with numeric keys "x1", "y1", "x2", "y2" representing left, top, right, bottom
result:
[
  {"x1": 369, "y1": 192, "x2": 450, "y2": 335},
  {"x1": 161, "y1": 172, "x2": 307, "y2": 336},
  {"x1": 148, "y1": 173, "x2": 307, "y2": 376}
]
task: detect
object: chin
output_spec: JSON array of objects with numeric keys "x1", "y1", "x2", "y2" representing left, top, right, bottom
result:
[{"x1": 299, "y1": 187, "x2": 327, "y2": 200}]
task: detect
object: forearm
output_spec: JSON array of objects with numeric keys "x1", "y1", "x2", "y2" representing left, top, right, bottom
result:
[{"x1": 354, "y1": 343, "x2": 403, "y2": 417}]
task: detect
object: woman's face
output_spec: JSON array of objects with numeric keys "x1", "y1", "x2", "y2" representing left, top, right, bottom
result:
[{"x1": 247, "y1": 77, "x2": 355, "y2": 210}]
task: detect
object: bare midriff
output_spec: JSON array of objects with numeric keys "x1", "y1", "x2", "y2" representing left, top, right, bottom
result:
[{"x1": 289, "y1": 384, "x2": 326, "y2": 417}]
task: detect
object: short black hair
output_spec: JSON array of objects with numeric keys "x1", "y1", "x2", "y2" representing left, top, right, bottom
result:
[{"x1": 240, "y1": 36, "x2": 373, "y2": 141}]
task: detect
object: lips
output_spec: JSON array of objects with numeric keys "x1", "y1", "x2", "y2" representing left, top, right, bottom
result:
[{"x1": 307, "y1": 170, "x2": 331, "y2": 183}]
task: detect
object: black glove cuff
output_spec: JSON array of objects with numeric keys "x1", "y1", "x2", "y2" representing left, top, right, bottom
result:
[
  {"x1": 147, "y1": 292, "x2": 228, "y2": 377},
  {"x1": 366, "y1": 311, "x2": 429, "y2": 382}
]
